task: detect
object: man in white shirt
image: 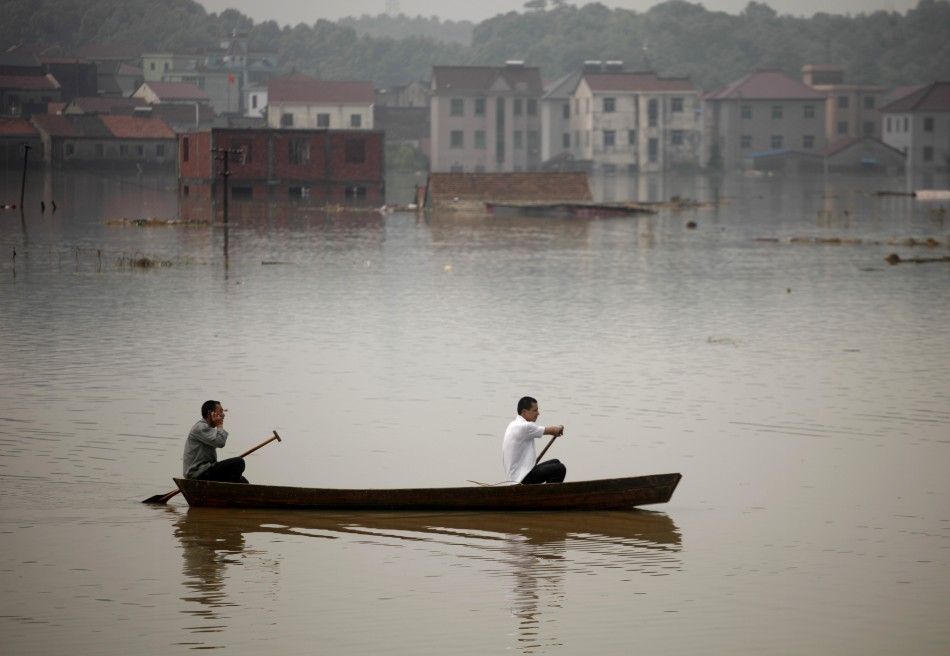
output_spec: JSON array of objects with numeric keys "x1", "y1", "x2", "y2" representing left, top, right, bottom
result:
[{"x1": 502, "y1": 396, "x2": 566, "y2": 484}]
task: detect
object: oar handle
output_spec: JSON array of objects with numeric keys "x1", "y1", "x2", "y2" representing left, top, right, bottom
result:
[
  {"x1": 238, "y1": 430, "x2": 281, "y2": 458},
  {"x1": 536, "y1": 434, "x2": 558, "y2": 465}
]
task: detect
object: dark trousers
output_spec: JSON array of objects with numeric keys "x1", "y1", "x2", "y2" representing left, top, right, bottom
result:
[
  {"x1": 197, "y1": 457, "x2": 248, "y2": 484},
  {"x1": 521, "y1": 459, "x2": 566, "y2": 485}
]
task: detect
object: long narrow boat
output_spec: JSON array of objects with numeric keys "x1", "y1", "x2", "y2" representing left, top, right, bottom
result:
[{"x1": 173, "y1": 473, "x2": 682, "y2": 511}]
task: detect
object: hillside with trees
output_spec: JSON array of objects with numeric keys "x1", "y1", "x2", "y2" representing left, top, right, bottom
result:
[{"x1": 3, "y1": 0, "x2": 948, "y2": 89}]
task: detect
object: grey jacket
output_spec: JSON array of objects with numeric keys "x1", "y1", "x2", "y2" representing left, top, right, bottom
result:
[{"x1": 183, "y1": 418, "x2": 228, "y2": 478}]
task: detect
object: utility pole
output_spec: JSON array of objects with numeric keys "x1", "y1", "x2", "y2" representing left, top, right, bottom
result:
[{"x1": 19, "y1": 144, "x2": 30, "y2": 214}]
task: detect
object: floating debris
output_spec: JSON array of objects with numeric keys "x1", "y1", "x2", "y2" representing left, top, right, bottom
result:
[
  {"x1": 105, "y1": 217, "x2": 210, "y2": 227},
  {"x1": 885, "y1": 253, "x2": 950, "y2": 265},
  {"x1": 118, "y1": 254, "x2": 174, "y2": 268},
  {"x1": 754, "y1": 236, "x2": 943, "y2": 247}
]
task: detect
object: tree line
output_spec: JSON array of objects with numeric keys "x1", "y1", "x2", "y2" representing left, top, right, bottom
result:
[{"x1": 3, "y1": 0, "x2": 948, "y2": 90}]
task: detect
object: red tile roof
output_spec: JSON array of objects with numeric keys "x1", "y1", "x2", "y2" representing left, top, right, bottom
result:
[
  {"x1": 880, "y1": 81, "x2": 950, "y2": 113},
  {"x1": 821, "y1": 135, "x2": 903, "y2": 158},
  {"x1": 432, "y1": 65, "x2": 544, "y2": 95},
  {"x1": 139, "y1": 81, "x2": 210, "y2": 101},
  {"x1": 584, "y1": 71, "x2": 695, "y2": 93},
  {"x1": 67, "y1": 96, "x2": 149, "y2": 114},
  {"x1": 0, "y1": 73, "x2": 60, "y2": 90},
  {"x1": 427, "y1": 172, "x2": 591, "y2": 203},
  {"x1": 30, "y1": 113, "x2": 84, "y2": 137},
  {"x1": 705, "y1": 70, "x2": 825, "y2": 101},
  {"x1": 100, "y1": 115, "x2": 175, "y2": 139},
  {"x1": 0, "y1": 117, "x2": 39, "y2": 137},
  {"x1": 267, "y1": 73, "x2": 375, "y2": 104}
]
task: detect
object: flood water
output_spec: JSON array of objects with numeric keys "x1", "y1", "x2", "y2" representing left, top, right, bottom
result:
[{"x1": 1, "y1": 167, "x2": 949, "y2": 654}]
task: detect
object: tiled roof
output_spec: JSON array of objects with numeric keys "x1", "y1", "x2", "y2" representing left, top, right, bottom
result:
[
  {"x1": 880, "y1": 81, "x2": 950, "y2": 113},
  {"x1": 584, "y1": 71, "x2": 695, "y2": 93},
  {"x1": 542, "y1": 71, "x2": 582, "y2": 99},
  {"x1": 139, "y1": 81, "x2": 210, "y2": 101},
  {"x1": 822, "y1": 135, "x2": 904, "y2": 158},
  {"x1": 0, "y1": 73, "x2": 60, "y2": 90},
  {"x1": 67, "y1": 96, "x2": 148, "y2": 114},
  {"x1": 150, "y1": 102, "x2": 216, "y2": 124},
  {"x1": 100, "y1": 115, "x2": 175, "y2": 139},
  {"x1": 267, "y1": 73, "x2": 375, "y2": 104},
  {"x1": 0, "y1": 117, "x2": 39, "y2": 137},
  {"x1": 432, "y1": 65, "x2": 544, "y2": 95},
  {"x1": 73, "y1": 43, "x2": 143, "y2": 61},
  {"x1": 427, "y1": 172, "x2": 591, "y2": 203},
  {"x1": 30, "y1": 114, "x2": 111, "y2": 138},
  {"x1": 705, "y1": 70, "x2": 825, "y2": 101}
]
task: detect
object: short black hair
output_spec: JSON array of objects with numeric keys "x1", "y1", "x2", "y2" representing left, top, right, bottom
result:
[
  {"x1": 201, "y1": 400, "x2": 220, "y2": 419},
  {"x1": 517, "y1": 396, "x2": 537, "y2": 415}
]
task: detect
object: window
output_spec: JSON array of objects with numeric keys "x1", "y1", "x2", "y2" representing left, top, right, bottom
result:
[
  {"x1": 514, "y1": 130, "x2": 523, "y2": 149},
  {"x1": 837, "y1": 95, "x2": 849, "y2": 109},
  {"x1": 475, "y1": 97, "x2": 485, "y2": 116},
  {"x1": 837, "y1": 121, "x2": 848, "y2": 135},
  {"x1": 345, "y1": 185, "x2": 366, "y2": 200},
  {"x1": 671, "y1": 97, "x2": 683, "y2": 113},
  {"x1": 317, "y1": 113, "x2": 330, "y2": 128},
  {"x1": 770, "y1": 135, "x2": 783, "y2": 149},
  {"x1": 252, "y1": 95, "x2": 258, "y2": 110},
  {"x1": 233, "y1": 141, "x2": 252, "y2": 163},
  {"x1": 603, "y1": 130, "x2": 615, "y2": 147},
  {"x1": 803, "y1": 105, "x2": 815, "y2": 119},
  {"x1": 802, "y1": 135, "x2": 814, "y2": 149},
  {"x1": 628, "y1": 129, "x2": 636, "y2": 145},
  {"x1": 474, "y1": 130, "x2": 486, "y2": 149},
  {"x1": 562, "y1": 133, "x2": 570, "y2": 149},
  {"x1": 450, "y1": 164, "x2": 464, "y2": 172},
  {"x1": 562, "y1": 103, "x2": 570, "y2": 119},
  {"x1": 156, "y1": 144, "x2": 165, "y2": 157},
  {"x1": 288, "y1": 186, "x2": 311, "y2": 199},
  {"x1": 924, "y1": 117, "x2": 934, "y2": 132},
  {"x1": 741, "y1": 135, "x2": 752, "y2": 149},
  {"x1": 450, "y1": 130, "x2": 463, "y2": 148},
  {"x1": 450, "y1": 98, "x2": 463, "y2": 116},
  {"x1": 923, "y1": 146, "x2": 934, "y2": 162},
  {"x1": 771, "y1": 105, "x2": 783, "y2": 119},
  {"x1": 120, "y1": 144, "x2": 128, "y2": 156},
  {"x1": 95, "y1": 143, "x2": 104, "y2": 157},
  {"x1": 182, "y1": 137, "x2": 189, "y2": 162},
  {"x1": 741, "y1": 105, "x2": 752, "y2": 119},
  {"x1": 345, "y1": 138, "x2": 365, "y2": 163},
  {"x1": 231, "y1": 186, "x2": 253, "y2": 200},
  {"x1": 65, "y1": 142, "x2": 75, "y2": 157},
  {"x1": 149, "y1": 62, "x2": 155, "y2": 71},
  {"x1": 289, "y1": 138, "x2": 310, "y2": 165},
  {"x1": 136, "y1": 145, "x2": 144, "y2": 156},
  {"x1": 863, "y1": 96, "x2": 875, "y2": 109},
  {"x1": 527, "y1": 131, "x2": 538, "y2": 152},
  {"x1": 350, "y1": 114, "x2": 362, "y2": 128},
  {"x1": 280, "y1": 113, "x2": 293, "y2": 127},
  {"x1": 886, "y1": 117, "x2": 892, "y2": 132},
  {"x1": 603, "y1": 97, "x2": 616, "y2": 113},
  {"x1": 514, "y1": 98, "x2": 523, "y2": 116},
  {"x1": 863, "y1": 121, "x2": 874, "y2": 135},
  {"x1": 527, "y1": 99, "x2": 537, "y2": 116},
  {"x1": 903, "y1": 117, "x2": 909, "y2": 131},
  {"x1": 670, "y1": 130, "x2": 683, "y2": 146},
  {"x1": 648, "y1": 137, "x2": 658, "y2": 162},
  {"x1": 648, "y1": 99, "x2": 658, "y2": 127}
]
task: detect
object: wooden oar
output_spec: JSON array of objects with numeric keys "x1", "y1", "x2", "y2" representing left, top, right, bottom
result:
[
  {"x1": 142, "y1": 430, "x2": 282, "y2": 504},
  {"x1": 535, "y1": 434, "x2": 559, "y2": 465}
]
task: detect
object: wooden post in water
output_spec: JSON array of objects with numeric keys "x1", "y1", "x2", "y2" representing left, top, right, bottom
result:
[{"x1": 19, "y1": 144, "x2": 30, "y2": 230}]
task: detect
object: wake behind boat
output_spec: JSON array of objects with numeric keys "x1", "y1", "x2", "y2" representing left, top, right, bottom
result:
[{"x1": 172, "y1": 473, "x2": 682, "y2": 511}]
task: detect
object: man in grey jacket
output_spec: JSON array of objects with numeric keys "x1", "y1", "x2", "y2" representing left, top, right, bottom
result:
[{"x1": 182, "y1": 400, "x2": 249, "y2": 483}]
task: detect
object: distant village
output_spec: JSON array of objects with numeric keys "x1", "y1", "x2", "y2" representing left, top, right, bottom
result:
[{"x1": 0, "y1": 32, "x2": 947, "y2": 206}]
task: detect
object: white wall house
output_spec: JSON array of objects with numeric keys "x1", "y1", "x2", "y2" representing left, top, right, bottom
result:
[
  {"x1": 880, "y1": 82, "x2": 950, "y2": 171},
  {"x1": 266, "y1": 73, "x2": 374, "y2": 130}
]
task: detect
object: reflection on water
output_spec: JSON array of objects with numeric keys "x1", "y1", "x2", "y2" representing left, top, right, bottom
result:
[{"x1": 174, "y1": 508, "x2": 680, "y2": 652}]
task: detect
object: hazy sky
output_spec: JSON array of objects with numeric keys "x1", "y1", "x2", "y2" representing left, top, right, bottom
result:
[{"x1": 197, "y1": 0, "x2": 919, "y2": 24}]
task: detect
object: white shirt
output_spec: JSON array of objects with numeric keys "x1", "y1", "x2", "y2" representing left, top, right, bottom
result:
[{"x1": 502, "y1": 415, "x2": 545, "y2": 483}]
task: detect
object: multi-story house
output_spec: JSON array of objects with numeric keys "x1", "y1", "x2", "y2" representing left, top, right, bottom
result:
[
  {"x1": 540, "y1": 69, "x2": 582, "y2": 165},
  {"x1": 429, "y1": 62, "x2": 543, "y2": 173},
  {"x1": 703, "y1": 69, "x2": 827, "y2": 169},
  {"x1": 801, "y1": 64, "x2": 887, "y2": 142},
  {"x1": 266, "y1": 73, "x2": 374, "y2": 131},
  {"x1": 569, "y1": 65, "x2": 700, "y2": 172},
  {"x1": 880, "y1": 81, "x2": 950, "y2": 171},
  {"x1": 142, "y1": 33, "x2": 278, "y2": 115}
]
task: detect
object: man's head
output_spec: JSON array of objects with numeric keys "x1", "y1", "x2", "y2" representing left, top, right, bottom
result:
[
  {"x1": 517, "y1": 396, "x2": 539, "y2": 421},
  {"x1": 201, "y1": 400, "x2": 221, "y2": 420}
]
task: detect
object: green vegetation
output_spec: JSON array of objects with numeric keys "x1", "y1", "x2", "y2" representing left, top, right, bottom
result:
[{"x1": 4, "y1": 0, "x2": 949, "y2": 89}]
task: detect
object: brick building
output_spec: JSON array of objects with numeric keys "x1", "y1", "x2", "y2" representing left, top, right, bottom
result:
[{"x1": 178, "y1": 128, "x2": 384, "y2": 205}]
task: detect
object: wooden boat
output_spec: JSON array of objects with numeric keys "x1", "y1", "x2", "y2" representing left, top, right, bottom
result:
[{"x1": 173, "y1": 473, "x2": 681, "y2": 511}]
